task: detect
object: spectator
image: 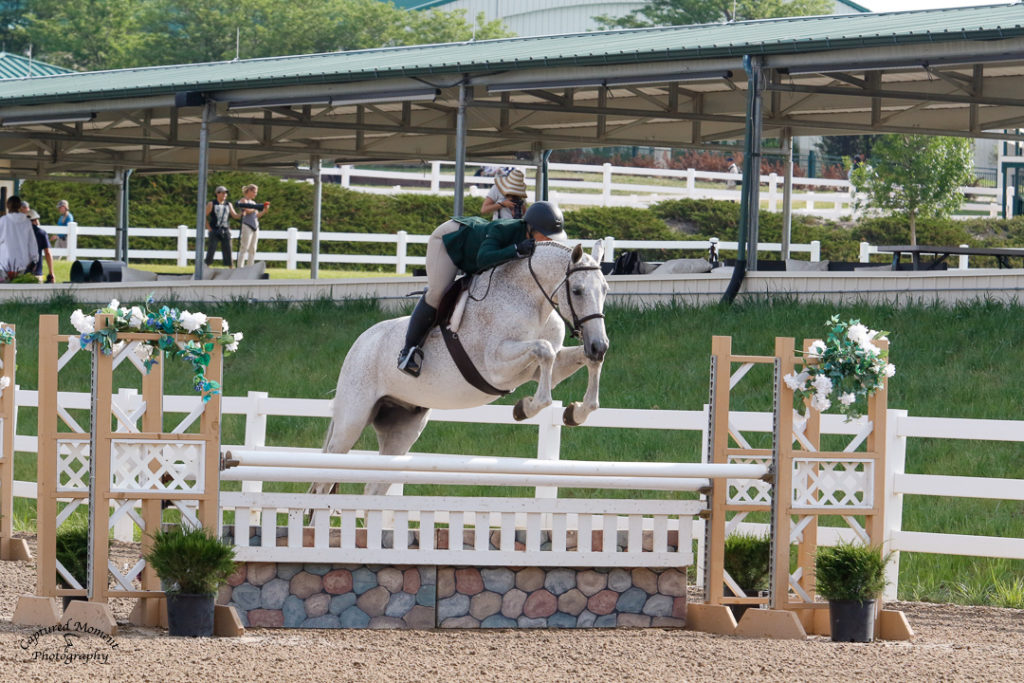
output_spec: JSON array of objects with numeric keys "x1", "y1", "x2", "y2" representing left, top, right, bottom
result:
[
  {"x1": 54, "y1": 199, "x2": 73, "y2": 251},
  {"x1": 481, "y1": 168, "x2": 528, "y2": 219},
  {"x1": 19, "y1": 200, "x2": 30, "y2": 214},
  {"x1": 28, "y1": 210, "x2": 54, "y2": 283},
  {"x1": 235, "y1": 184, "x2": 269, "y2": 268},
  {"x1": 726, "y1": 157, "x2": 739, "y2": 189},
  {"x1": 205, "y1": 185, "x2": 239, "y2": 268},
  {"x1": 0, "y1": 195, "x2": 39, "y2": 280}
]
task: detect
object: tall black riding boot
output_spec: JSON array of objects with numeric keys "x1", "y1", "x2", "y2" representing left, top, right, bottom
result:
[{"x1": 396, "y1": 297, "x2": 437, "y2": 377}]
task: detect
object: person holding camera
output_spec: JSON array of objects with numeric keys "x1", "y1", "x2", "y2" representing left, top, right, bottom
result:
[
  {"x1": 481, "y1": 168, "x2": 528, "y2": 219},
  {"x1": 205, "y1": 186, "x2": 240, "y2": 268},
  {"x1": 396, "y1": 200, "x2": 566, "y2": 377},
  {"x1": 235, "y1": 183, "x2": 269, "y2": 268}
]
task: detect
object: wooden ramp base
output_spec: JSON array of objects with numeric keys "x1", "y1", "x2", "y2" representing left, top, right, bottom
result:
[
  {"x1": 879, "y1": 609, "x2": 914, "y2": 641},
  {"x1": 12, "y1": 595, "x2": 60, "y2": 627},
  {"x1": 734, "y1": 609, "x2": 808, "y2": 640},
  {"x1": 215, "y1": 605, "x2": 245, "y2": 637},
  {"x1": 0, "y1": 537, "x2": 31, "y2": 562},
  {"x1": 685, "y1": 604, "x2": 737, "y2": 635},
  {"x1": 62, "y1": 601, "x2": 117, "y2": 636},
  {"x1": 129, "y1": 597, "x2": 167, "y2": 628}
]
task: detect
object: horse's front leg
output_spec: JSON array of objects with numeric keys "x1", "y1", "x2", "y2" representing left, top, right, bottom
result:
[
  {"x1": 493, "y1": 339, "x2": 558, "y2": 421},
  {"x1": 549, "y1": 346, "x2": 603, "y2": 426}
]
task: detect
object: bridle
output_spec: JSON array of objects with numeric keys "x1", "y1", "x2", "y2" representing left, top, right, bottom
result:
[{"x1": 527, "y1": 246, "x2": 605, "y2": 339}]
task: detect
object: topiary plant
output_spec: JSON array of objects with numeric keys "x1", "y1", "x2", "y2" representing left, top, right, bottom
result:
[
  {"x1": 815, "y1": 541, "x2": 889, "y2": 604},
  {"x1": 55, "y1": 523, "x2": 90, "y2": 588},
  {"x1": 145, "y1": 525, "x2": 237, "y2": 596},
  {"x1": 723, "y1": 532, "x2": 771, "y2": 590}
]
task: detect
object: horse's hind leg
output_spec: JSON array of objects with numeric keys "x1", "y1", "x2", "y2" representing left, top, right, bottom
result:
[{"x1": 366, "y1": 403, "x2": 432, "y2": 496}]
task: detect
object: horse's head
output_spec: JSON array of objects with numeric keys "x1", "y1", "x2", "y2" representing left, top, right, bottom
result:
[{"x1": 561, "y1": 242, "x2": 609, "y2": 362}]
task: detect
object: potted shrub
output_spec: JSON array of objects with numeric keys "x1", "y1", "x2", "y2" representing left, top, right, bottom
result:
[
  {"x1": 144, "y1": 525, "x2": 237, "y2": 637},
  {"x1": 815, "y1": 541, "x2": 890, "y2": 642},
  {"x1": 723, "y1": 533, "x2": 771, "y2": 620},
  {"x1": 55, "y1": 524, "x2": 90, "y2": 610}
]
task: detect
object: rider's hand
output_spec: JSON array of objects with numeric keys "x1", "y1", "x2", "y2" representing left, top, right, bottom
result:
[
  {"x1": 516, "y1": 239, "x2": 535, "y2": 257},
  {"x1": 45, "y1": 274, "x2": 54, "y2": 283}
]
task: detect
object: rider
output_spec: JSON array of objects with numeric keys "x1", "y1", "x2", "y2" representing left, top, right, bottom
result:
[{"x1": 396, "y1": 201, "x2": 567, "y2": 377}]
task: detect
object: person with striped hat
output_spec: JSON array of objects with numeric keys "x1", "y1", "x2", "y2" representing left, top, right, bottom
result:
[{"x1": 482, "y1": 168, "x2": 528, "y2": 219}]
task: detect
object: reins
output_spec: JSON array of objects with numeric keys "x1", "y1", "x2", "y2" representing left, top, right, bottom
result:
[{"x1": 526, "y1": 245, "x2": 605, "y2": 339}]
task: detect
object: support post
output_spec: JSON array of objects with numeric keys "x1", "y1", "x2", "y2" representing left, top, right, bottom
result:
[
  {"x1": 311, "y1": 155, "x2": 322, "y2": 280},
  {"x1": 452, "y1": 81, "x2": 469, "y2": 217},
  {"x1": 193, "y1": 98, "x2": 212, "y2": 281},
  {"x1": 781, "y1": 130, "x2": 794, "y2": 261}
]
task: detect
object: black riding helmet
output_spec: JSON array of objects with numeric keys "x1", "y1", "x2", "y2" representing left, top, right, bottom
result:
[{"x1": 523, "y1": 201, "x2": 567, "y2": 241}]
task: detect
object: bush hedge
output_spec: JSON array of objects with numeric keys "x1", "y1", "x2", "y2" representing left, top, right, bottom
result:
[{"x1": 20, "y1": 173, "x2": 1024, "y2": 269}]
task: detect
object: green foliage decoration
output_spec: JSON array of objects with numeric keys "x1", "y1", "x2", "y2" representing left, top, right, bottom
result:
[
  {"x1": 144, "y1": 525, "x2": 237, "y2": 596},
  {"x1": 814, "y1": 541, "x2": 890, "y2": 604},
  {"x1": 71, "y1": 297, "x2": 242, "y2": 402},
  {"x1": 784, "y1": 315, "x2": 893, "y2": 421}
]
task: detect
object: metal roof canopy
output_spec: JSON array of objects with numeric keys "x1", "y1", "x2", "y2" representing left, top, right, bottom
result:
[
  {"x1": 0, "y1": 4, "x2": 1023, "y2": 280},
  {"x1": 0, "y1": 5, "x2": 1022, "y2": 177}
]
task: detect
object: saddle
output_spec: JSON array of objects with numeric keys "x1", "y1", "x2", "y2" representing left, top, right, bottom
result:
[{"x1": 433, "y1": 276, "x2": 509, "y2": 396}]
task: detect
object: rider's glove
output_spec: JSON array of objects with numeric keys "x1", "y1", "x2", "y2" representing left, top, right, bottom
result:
[{"x1": 515, "y1": 239, "x2": 535, "y2": 257}]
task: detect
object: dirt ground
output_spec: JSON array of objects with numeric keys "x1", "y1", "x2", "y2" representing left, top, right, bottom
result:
[{"x1": 1, "y1": 533, "x2": 1023, "y2": 682}]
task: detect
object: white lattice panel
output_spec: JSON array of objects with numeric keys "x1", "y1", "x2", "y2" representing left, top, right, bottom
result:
[
  {"x1": 792, "y1": 458, "x2": 873, "y2": 509},
  {"x1": 726, "y1": 455, "x2": 772, "y2": 505},
  {"x1": 57, "y1": 440, "x2": 90, "y2": 492},
  {"x1": 109, "y1": 439, "x2": 205, "y2": 493}
]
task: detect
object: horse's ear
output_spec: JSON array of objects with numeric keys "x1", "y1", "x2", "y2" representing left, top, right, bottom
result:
[
  {"x1": 571, "y1": 243, "x2": 583, "y2": 263},
  {"x1": 591, "y1": 240, "x2": 605, "y2": 263}
]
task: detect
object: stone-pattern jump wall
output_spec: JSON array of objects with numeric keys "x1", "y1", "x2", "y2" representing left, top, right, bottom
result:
[{"x1": 220, "y1": 563, "x2": 688, "y2": 629}]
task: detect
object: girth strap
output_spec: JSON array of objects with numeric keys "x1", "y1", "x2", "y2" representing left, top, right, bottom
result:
[{"x1": 440, "y1": 325, "x2": 510, "y2": 396}]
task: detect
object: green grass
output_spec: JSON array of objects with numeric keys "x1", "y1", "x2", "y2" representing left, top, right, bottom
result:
[{"x1": 2, "y1": 296, "x2": 1022, "y2": 606}]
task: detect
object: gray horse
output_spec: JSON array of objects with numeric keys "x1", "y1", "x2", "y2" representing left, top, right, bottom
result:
[{"x1": 322, "y1": 241, "x2": 609, "y2": 493}]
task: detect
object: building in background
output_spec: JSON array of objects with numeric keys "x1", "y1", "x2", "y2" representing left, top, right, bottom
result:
[{"x1": 394, "y1": 1, "x2": 868, "y2": 36}]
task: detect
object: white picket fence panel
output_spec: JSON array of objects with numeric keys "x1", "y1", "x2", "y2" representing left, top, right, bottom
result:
[
  {"x1": 322, "y1": 161, "x2": 1001, "y2": 219},
  {"x1": 9, "y1": 388, "x2": 1024, "y2": 598},
  {"x1": 222, "y1": 491, "x2": 699, "y2": 567}
]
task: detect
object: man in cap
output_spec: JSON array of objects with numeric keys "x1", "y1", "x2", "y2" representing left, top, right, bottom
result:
[
  {"x1": 205, "y1": 185, "x2": 239, "y2": 267},
  {"x1": 27, "y1": 210, "x2": 54, "y2": 282}
]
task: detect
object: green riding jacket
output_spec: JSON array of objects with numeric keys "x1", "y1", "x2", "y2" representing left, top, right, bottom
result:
[{"x1": 443, "y1": 217, "x2": 528, "y2": 273}]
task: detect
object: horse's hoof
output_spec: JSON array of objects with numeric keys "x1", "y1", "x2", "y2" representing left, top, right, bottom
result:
[
  {"x1": 513, "y1": 399, "x2": 528, "y2": 422},
  {"x1": 563, "y1": 402, "x2": 582, "y2": 426}
]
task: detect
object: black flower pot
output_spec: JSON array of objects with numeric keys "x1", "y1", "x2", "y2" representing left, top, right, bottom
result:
[
  {"x1": 166, "y1": 593, "x2": 216, "y2": 637},
  {"x1": 828, "y1": 599, "x2": 876, "y2": 642}
]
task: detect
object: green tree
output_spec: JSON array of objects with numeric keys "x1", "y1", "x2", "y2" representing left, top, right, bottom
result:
[
  {"x1": 816, "y1": 135, "x2": 879, "y2": 165},
  {"x1": 21, "y1": 0, "x2": 514, "y2": 70},
  {"x1": 595, "y1": 0, "x2": 832, "y2": 29},
  {"x1": 17, "y1": 0, "x2": 146, "y2": 71},
  {"x1": 850, "y1": 135, "x2": 974, "y2": 246}
]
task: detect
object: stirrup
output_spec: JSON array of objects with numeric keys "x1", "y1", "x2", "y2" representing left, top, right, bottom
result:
[{"x1": 397, "y1": 346, "x2": 424, "y2": 377}]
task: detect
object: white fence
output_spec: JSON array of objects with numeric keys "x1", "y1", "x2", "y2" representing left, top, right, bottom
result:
[
  {"x1": 46, "y1": 222, "x2": 824, "y2": 273},
  {"x1": 324, "y1": 161, "x2": 1002, "y2": 220},
  {"x1": 9, "y1": 388, "x2": 1023, "y2": 599}
]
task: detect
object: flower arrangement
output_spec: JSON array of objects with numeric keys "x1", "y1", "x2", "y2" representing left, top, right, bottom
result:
[
  {"x1": 784, "y1": 315, "x2": 894, "y2": 421},
  {"x1": 0, "y1": 322, "x2": 12, "y2": 396},
  {"x1": 70, "y1": 297, "x2": 242, "y2": 402}
]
